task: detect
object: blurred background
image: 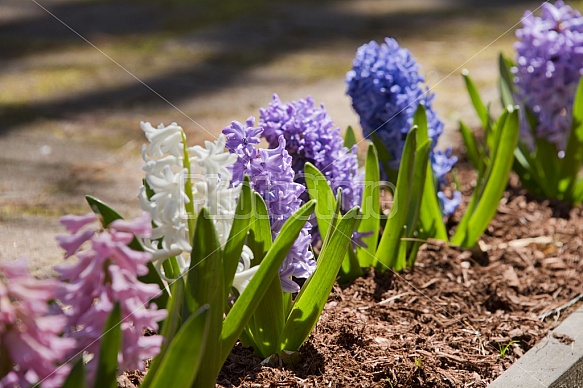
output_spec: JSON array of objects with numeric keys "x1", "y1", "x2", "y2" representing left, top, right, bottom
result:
[{"x1": 0, "y1": 0, "x2": 563, "y2": 275}]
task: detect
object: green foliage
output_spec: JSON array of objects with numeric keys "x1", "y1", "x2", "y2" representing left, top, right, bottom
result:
[
  {"x1": 141, "y1": 305, "x2": 211, "y2": 388},
  {"x1": 281, "y1": 204, "x2": 359, "y2": 351},
  {"x1": 61, "y1": 358, "x2": 86, "y2": 388},
  {"x1": 94, "y1": 303, "x2": 122, "y2": 388},
  {"x1": 374, "y1": 105, "x2": 434, "y2": 271},
  {"x1": 453, "y1": 105, "x2": 520, "y2": 248},
  {"x1": 356, "y1": 143, "x2": 381, "y2": 268}
]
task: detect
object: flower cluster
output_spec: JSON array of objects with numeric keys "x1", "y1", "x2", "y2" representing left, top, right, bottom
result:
[
  {"x1": 259, "y1": 94, "x2": 362, "y2": 211},
  {"x1": 346, "y1": 37, "x2": 460, "y2": 215},
  {"x1": 139, "y1": 122, "x2": 239, "y2": 270},
  {"x1": 55, "y1": 212, "x2": 167, "y2": 382},
  {"x1": 513, "y1": 0, "x2": 583, "y2": 151},
  {"x1": 223, "y1": 117, "x2": 315, "y2": 292},
  {"x1": 0, "y1": 260, "x2": 75, "y2": 388}
]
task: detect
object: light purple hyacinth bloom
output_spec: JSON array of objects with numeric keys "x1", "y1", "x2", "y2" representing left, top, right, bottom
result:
[
  {"x1": 514, "y1": 0, "x2": 583, "y2": 151},
  {"x1": 223, "y1": 117, "x2": 315, "y2": 293},
  {"x1": 346, "y1": 37, "x2": 460, "y2": 215},
  {"x1": 259, "y1": 94, "x2": 362, "y2": 212},
  {"x1": 0, "y1": 260, "x2": 76, "y2": 388},
  {"x1": 55, "y1": 212, "x2": 167, "y2": 382}
]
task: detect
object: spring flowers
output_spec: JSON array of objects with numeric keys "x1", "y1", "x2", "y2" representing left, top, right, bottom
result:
[
  {"x1": 259, "y1": 95, "x2": 362, "y2": 211},
  {"x1": 513, "y1": 0, "x2": 583, "y2": 151},
  {"x1": 0, "y1": 260, "x2": 75, "y2": 388},
  {"x1": 346, "y1": 37, "x2": 460, "y2": 215},
  {"x1": 223, "y1": 117, "x2": 315, "y2": 292},
  {"x1": 56, "y1": 212, "x2": 167, "y2": 382}
]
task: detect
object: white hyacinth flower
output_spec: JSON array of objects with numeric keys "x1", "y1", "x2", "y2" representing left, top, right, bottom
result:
[{"x1": 138, "y1": 122, "x2": 241, "y2": 276}]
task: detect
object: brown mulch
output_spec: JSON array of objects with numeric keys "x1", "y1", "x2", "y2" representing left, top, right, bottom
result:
[{"x1": 216, "y1": 163, "x2": 583, "y2": 387}]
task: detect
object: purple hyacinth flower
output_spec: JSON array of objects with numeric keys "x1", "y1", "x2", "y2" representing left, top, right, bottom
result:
[
  {"x1": 346, "y1": 37, "x2": 460, "y2": 215},
  {"x1": 513, "y1": 0, "x2": 583, "y2": 151},
  {"x1": 223, "y1": 118, "x2": 315, "y2": 293},
  {"x1": 259, "y1": 94, "x2": 362, "y2": 212}
]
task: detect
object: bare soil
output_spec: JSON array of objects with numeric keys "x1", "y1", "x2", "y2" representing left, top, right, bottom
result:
[{"x1": 213, "y1": 161, "x2": 583, "y2": 387}]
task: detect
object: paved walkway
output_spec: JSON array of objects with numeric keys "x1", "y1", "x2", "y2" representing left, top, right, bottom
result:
[{"x1": 0, "y1": 0, "x2": 541, "y2": 277}]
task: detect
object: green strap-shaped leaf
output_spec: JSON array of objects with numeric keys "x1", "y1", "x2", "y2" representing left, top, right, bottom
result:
[
  {"x1": 187, "y1": 208, "x2": 224, "y2": 388},
  {"x1": 459, "y1": 120, "x2": 483, "y2": 171},
  {"x1": 534, "y1": 137, "x2": 560, "y2": 197},
  {"x1": 375, "y1": 127, "x2": 417, "y2": 271},
  {"x1": 305, "y1": 162, "x2": 336, "y2": 241},
  {"x1": 356, "y1": 143, "x2": 381, "y2": 268},
  {"x1": 85, "y1": 195, "x2": 169, "y2": 309},
  {"x1": 558, "y1": 77, "x2": 583, "y2": 202},
  {"x1": 61, "y1": 357, "x2": 86, "y2": 388},
  {"x1": 462, "y1": 69, "x2": 489, "y2": 130},
  {"x1": 344, "y1": 125, "x2": 357, "y2": 148},
  {"x1": 141, "y1": 277, "x2": 186, "y2": 385},
  {"x1": 406, "y1": 106, "x2": 432, "y2": 243},
  {"x1": 371, "y1": 132, "x2": 398, "y2": 184},
  {"x1": 143, "y1": 305, "x2": 211, "y2": 388},
  {"x1": 499, "y1": 53, "x2": 516, "y2": 108},
  {"x1": 281, "y1": 206, "x2": 359, "y2": 352},
  {"x1": 453, "y1": 107, "x2": 520, "y2": 247},
  {"x1": 223, "y1": 176, "x2": 253, "y2": 294},
  {"x1": 247, "y1": 193, "x2": 273, "y2": 262},
  {"x1": 94, "y1": 303, "x2": 122, "y2": 388},
  {"x1": 219, "y1": 200, "x2": 316, "y2": 362}
]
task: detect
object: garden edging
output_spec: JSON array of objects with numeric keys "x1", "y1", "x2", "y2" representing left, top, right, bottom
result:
[{"x1": 489, "y1": 305, "x2": 583, "y2": 388}]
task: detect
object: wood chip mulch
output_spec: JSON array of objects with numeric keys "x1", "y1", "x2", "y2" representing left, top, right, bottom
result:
[{"x1": 216, "y1": 165, "x2": 583, "y2": 387}]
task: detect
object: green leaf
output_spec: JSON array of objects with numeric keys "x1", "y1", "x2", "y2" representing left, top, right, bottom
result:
[
  {"x1": 94, "y1": 303, "x2": 122, "y2": 388},
  {"x1": 418, "y1": 162, "x2": 448, "y2": 241},
  {"x1": 219, "y1": 200, "x2": 316, "y2": 362},
  {"x1": 187, "y1": 208, "x2": 224, "y2": 388},
  {"x1": 406, "y1": 107, "x2": 432, "y2": 238},
  {"x1": 534, "y1": 137, "x2": 560, "y2": 197},
  {"x1": 356, "y1": 143, "x2": 381, "y2": 268},
  {"x1": 371, "y1": 133, "x2": 398, "y2": 184},
  {"x1": 281, "y1": 206, "x2": 359, "y2": 352},
  {"x1": 558, "y1": 77, "x2": 583, "y2": 202},
  {"x1": 344, "y1": 125, "x2": 357, "y2": 148},
  {"x1": 305, "y1": 162, "x2": 336, "y2": 241},
  {"x1": 452, "y1": 107, "x2": 520, "y2": 247},
  {"x1": 61, "y1": 358, "x2": 86, "y2": 388},
  {"x1": 459, "y1": 120, "x2": 483, "y2": 170},
  {"x1": 247, "y1": 192, "x2": 273, "y2": 262},
  {"x1": 144, "y1": 305, "x2": 211, "y2": 388},
  {"x1": 499, "y1": 53, "x2": 516, "y2": 108},
  {"x1": 375, "y1": 127, "x2": 417, "y2": 271},
  {"x1": 223, "y1": 176, "x2": 253, "y2": 294},
  {"x1": 462, "y1": 69, "x2": 489, "y2": 129},
  {"x1": 85, "y1": 195, "x2": 169, "y2": 309},
  {"x1": 141, "y1": 277, "x2": 186, "y2": 384},
  {"x1": 245, "y1": 277, "x2": 286, "y2": 358}
]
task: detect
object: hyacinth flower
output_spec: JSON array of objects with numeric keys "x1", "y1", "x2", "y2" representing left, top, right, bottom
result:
[
  {"x1": 55, "y1": 212, "x2": 167, "y2": 383},
  {"x1": 346, "y1": 37, "x2": 460, "y2": 216},
  {"x1": 514, "y1": 0, "x2": 583, "y2": 151},
  {"x1": 505, "y1": 0, "x2": 583, "y2": 204},
  {"x1": 138, "y1": 122, "x2": 240, "y2": 274},
  {"x1": 259, "y1": 94, "x2": 362, "y2": 212},
  {"x1": 223, "y1": 117, "x2": 315, "y2": 293},
  {"x1": 0, "y1": 260, "x2": 75, "y2": 388}
]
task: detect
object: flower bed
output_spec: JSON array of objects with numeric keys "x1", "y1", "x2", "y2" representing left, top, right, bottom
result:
[{"x1": 214, "y1": 164, "x2": 583, "y2": 387}]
